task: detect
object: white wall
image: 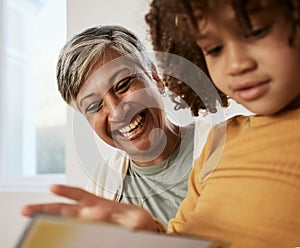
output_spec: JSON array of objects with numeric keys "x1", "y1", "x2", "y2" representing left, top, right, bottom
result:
[
  {"x1": 0, "y1": 1, "x2": 150, "y2": 247},
  {"x1": 66, "y1": 0, "x2": 151, "y2": 46}
]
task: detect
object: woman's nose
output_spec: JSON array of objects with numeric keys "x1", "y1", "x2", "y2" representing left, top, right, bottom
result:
[
  {"x1": 105, "y1": 95, "x2": 129, "y2": 123},
  {"x1": 225, "y1": 43, "x2": 256, "y2": 76}
]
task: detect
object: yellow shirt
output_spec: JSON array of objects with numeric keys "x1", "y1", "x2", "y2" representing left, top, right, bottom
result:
[{"x1": 168, "y1": 108, "x2": 300, "y2": 248}]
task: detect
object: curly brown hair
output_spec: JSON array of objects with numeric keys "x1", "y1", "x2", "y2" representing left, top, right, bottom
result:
[
  {"x1": 184, "y1": 0, "x2": 300, "y2": 47},
  {"x1": 145, "y1": 0, "x2": 228, "y2": 116},
  {"x1": 146, "y1": 0, "x2": 300, "y2": 115}
]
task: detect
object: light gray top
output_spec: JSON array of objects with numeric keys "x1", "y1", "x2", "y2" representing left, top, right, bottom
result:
[{"x1": 120, "y1": 123, "x2": 195, "y2": 229}]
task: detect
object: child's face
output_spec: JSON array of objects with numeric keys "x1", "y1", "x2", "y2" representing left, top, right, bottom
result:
[{"x1": 195, "y1": 1, "x2": 300, "y2": 115}]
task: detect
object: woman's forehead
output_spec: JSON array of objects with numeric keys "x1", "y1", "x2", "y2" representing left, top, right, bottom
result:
[{"x1": 87, "y1": 56, "x2": 142, "y2": 84}]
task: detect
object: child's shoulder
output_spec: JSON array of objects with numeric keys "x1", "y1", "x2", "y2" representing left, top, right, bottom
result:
[
  {"x1": 227, "y1": 114, "x2": 252, "y2": 125},
  {"x1": 215, "y1": 107, "x2": 300, "y2": 133},
  {"x1": 209, "y1": 114, "x2": 252, "y2": 141},
  {"x1": 213, "y1": 114, "x2": 252, "y2": 131}
]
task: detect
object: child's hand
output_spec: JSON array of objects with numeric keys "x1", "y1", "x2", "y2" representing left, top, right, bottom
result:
[{"x1": 21, "y1": 184, "x2": 163, "y2": 232}]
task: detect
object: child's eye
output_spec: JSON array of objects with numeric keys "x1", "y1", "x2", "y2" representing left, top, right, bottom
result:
[
  {"x1": 86, "y1": 100, "x2": 103, "y2": 114},
  {"x1": 115, "y1": 76, "x2": 134, "y2": 92},
  {"x1": 204, "y1": 45, "x2": 223, "y2": 56},
  {"x1": 244, "y1": 25, "x2": 271, "y2": 40}
]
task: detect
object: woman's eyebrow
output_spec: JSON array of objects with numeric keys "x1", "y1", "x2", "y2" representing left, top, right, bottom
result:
[
  {"x1": 108, "y1": 67, "x2": 131, "y2": 85},
  {"x1": 79, "y1": 92, "x2": 97, "y2": 109}
]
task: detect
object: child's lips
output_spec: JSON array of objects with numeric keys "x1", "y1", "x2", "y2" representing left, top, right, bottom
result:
[{"x1": 234, "y1": 80, "x2": 270, "y2": 101}]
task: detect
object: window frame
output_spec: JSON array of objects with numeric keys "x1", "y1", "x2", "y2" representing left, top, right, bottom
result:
[{"x1": 0, "y1": 0, "x2": 67, "y2": 192}]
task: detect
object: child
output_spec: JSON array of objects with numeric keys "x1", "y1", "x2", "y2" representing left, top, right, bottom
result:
[{"x1": 163, "y1": 0, "x2": 300, "y2": 247}]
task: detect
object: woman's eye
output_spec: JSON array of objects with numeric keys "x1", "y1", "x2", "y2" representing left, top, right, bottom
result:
[
  {"x1": 86, "y1": 101, "x2": 102, "y2": 113},
  {"x1": 115, "y1": 76, "x2": 133, "y2": 92},
  {"x1": 244, "y1": 25, "x2": 271, "y2": 40}
]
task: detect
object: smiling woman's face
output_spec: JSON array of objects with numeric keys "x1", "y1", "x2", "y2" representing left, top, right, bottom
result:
[{"x1": 75, "y1": 50, "x2": 168, "y2": 161}]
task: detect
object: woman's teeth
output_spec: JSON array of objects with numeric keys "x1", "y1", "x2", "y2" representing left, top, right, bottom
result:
[{"x1": 119, "y1": 114, "x2": 144, "y2": 137}]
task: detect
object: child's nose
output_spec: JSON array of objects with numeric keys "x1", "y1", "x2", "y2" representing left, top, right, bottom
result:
[{"x1": 225, "y1": 43, "x2": 256, "y2": 76}]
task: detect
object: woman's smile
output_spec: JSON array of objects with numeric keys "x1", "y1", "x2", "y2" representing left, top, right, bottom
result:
[{"x1": 117, "y1": 111, "x2": 146, "y2": 140}]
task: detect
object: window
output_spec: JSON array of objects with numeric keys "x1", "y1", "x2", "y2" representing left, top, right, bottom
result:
[{"x1": 0, "y1": 0, "x2": 67, "y2": 190}]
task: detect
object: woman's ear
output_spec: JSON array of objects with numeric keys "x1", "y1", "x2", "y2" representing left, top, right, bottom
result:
[
  {"x1": 151, "y1": 64, "x2": 166, "y2": 96},
  {"x1": 151, "y1": 63, "x2": 160, "y2": 82}
]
